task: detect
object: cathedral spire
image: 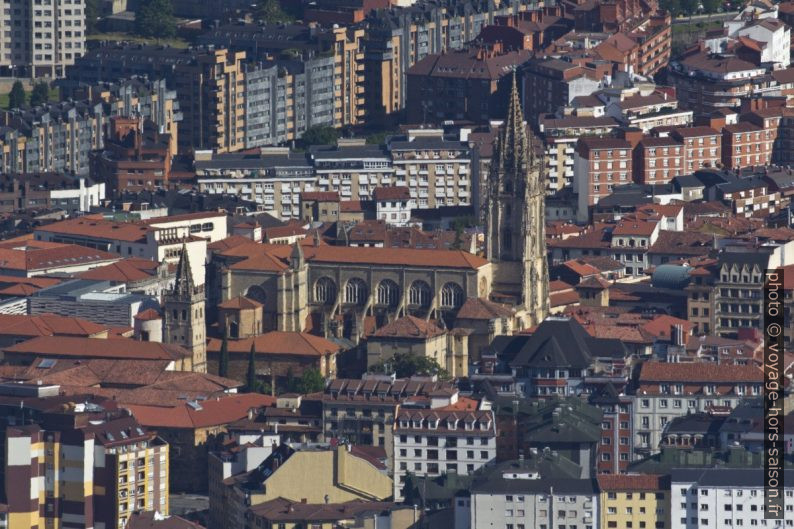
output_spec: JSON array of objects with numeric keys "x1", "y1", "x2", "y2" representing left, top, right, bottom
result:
[
  {"x1": 496, "y1": 70, "x2": 529, "y2": 176},
  {"x1": 174, "y1": 243, "x2": 195, "y2": 295}
]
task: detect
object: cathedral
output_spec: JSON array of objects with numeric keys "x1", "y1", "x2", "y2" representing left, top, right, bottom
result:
[
  {"x1": 207, "y1": 73, "x2": 548, "y2": 349},
  {"x1": 485, "y1": 72, "x2": 549, "y2": 328},
  {"x1": 163, "y1": 244, "x2": 207, "y2": 372}
]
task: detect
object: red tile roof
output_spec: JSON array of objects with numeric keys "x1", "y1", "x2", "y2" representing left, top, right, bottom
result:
[
  {"x1": 372, "y1": 315, "x2": 445, "y2": 339},
  {"x1": 301, "y1": 191, "x2": 340, "y2": 202},
  {"x1": 455, "y1": 297, "x2": 514, "y2": 320},
  {"x1": 4, "y1": 336, "x2": 190, "y2": 361},
  {"x1": 218, "y1": 296, "x2": 263, "y2": 310},
  {"x1": 206, "y1": 331, "x2": 339, "y2": 357},
  {"x1": 134, "y1": 309, "x2": 162, "y2": 321},
  {"x1": 36, "y1": 215, "x2": 152, "y2": 243},
  {"x1": 612, "y1": 218, "x2": 658, "y2": 236},
  {"x1": 78, "y1": 257, "x2": 159, "y2": 282},
  {"x1": 0, "y1": 313, "x2": 108, "y2": 338},
  {"x1": 224, "y1": 243, "x2": 488, "y2": 271},
  {"x1": 0, "y1": 239, "x2": 120, "y2": 272},
  {"x1": 597, "y1": 474, "x2": 668, "y2": 491},
  {"x1": 374, "y1": 186, "x2": 411, "y2": 201},
  {"x1": 638, "y1": 361, "x2": 762, "y2": 384},
  {"x1": 125, "y1": 393, "x2": 276, "y2": 429}
]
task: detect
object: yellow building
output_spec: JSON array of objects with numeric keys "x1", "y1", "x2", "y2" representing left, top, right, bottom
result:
[
  {"x1": 220, "y1": 444, "x2": 393, "y2": 529},
  {"x1": 598, "y1": 474, "x2": 671, "y2": 529}
]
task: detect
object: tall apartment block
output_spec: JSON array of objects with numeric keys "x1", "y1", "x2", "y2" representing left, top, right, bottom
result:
[
  {"x1": 2, "y1": 394, "x2": 169, "y2": 529},
  {"x1": 0, "y1": 0, "x2": 86, "y2": 77}
]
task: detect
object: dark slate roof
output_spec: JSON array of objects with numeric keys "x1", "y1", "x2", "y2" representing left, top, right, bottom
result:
[
  {"x1": 471, "y1": 464, "x2": 598, "y2": 495},
  {"x1": 508, "y1": 317, "x2": 625, "y2": 369},
  {"x1": 672, "y1": 468, "x2": 794, "y2": 487}
]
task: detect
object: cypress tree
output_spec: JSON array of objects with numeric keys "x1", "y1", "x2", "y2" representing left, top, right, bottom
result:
[
  {"x1": 245, "y1": 342, "x2": 257, "y2": 393},
  {"x1": 218, "y1": 335, "x2": 229, "y2": 378}
]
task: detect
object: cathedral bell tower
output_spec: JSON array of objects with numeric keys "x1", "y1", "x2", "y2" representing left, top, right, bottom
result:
[
  {"x1": 163, "y1": 244, "x2": 207, "y2": 372},
  {"x1": 485, "y1": 72, "x2": 549, "y2": 327}
]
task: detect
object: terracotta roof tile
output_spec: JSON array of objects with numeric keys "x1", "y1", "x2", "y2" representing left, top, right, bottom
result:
[
  {"x1": 372, "y1": 315, "x2": 445, "y2": 339},
  {"x1": 4, "y1": 336, "x2": 190, "y2": 361},
  {"x1": 78, "y1": 257, "x2": 159, "y2": 282},
  {"x1": 0, "y1": 313, "x2": 108, "y2": 338},
  {"x1": 206, "y1": 331, "x2": 339, "y2": 357},
  {"x1": 218, "y1": 296, "x2": 263, "y2": 310},
  {"x1": 125, "y1": 393, "x2": 276, "y2": 429},
  {"x1": 373, "y1": 186, "x2": 410, "y2": 201},
  {"x1": 597, "y1": 474, "x2": 668, "y2": 491},
  {"x1": 638, "y1": 361, "x2": 762, "y2": 384},
  {"x1": 455, "y1": 298, "x2": 514, "y2": 320},
  {"x1": 0, "y1": 239, "x2": 120, "y2": 272}
]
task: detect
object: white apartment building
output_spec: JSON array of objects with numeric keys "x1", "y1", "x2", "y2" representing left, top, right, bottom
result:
[
  {"x1": 633, "y1": 362, "x2": 763, "y2": 458},
  {"x1": 393, "y1": 390, "x2": 496, "y2": 501},
  {"x1": 374, "y1": 186, "x2": 413, "y2": 226},
  {"x1": 0, "y1": 0, "x2": 86, "y2": 77},
  {"x1": 464, "y1": 466, "x2": 599, "y2": 529},
  {"x1": 672, "y1": 468, "x2": 794, "y2": 529}
]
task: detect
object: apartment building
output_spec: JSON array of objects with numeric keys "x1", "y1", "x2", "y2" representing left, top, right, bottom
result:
[
  {"x1": 392, "y1": 390, "x2": 496, "y2": 501},
  {"x1": 715, "y1": 176, "x2": 782, "y2": 218},
  {"x1": 0, "y1": 100, "x2": 105, "y2": 175},
  {"x1": 0, "y1": 172, "x2": 104, "y2": 213},
  {"x1": 670, "y1": 126, "x2": 722, "y2": 173},
  {"x1": 466, "y1": 463, "x2": 599, "y2": 529},
  {"x1": 574, "y1": 137, "x2": 633, "y2": 221},
  {"x1": 387, "y1": 131, "x2": 473, "y2": 209},
  {"x1": 321, "y1": 376, "x2": 455, "y2": 465},
  {"x1": 195, "y1": 149, "x2": 315, "y2": 219},
  {"x1": 363, "y1": 0, "x2": 529, "y2": 121},
  {"x1": 539, "y1": 115, "x2": 620, "y2": 193},
  {"x1": 310, "y1": 143, "x2": 393, "y2": 202},
  {"x1": 522, "y1": 57, "x2": 606, "y2": 125},
  {"x1": 713, "y1": 245, "x2": 793, "y2": 337},
  {"x1": 610, "y1": 218, "x2": 660, "y2": 277},
  {"x1": 598, "y1": 474, "x2": 671, "y2": 529},
  {"x1": 633, "y1": 361, "x2": 763, "y2": 457},
  {"x1": 589, "y1": 386, "x2": 635, "y2": 475},
  {"x1": 0, "y1": 0, "x2": 86, "y2": 77},
  {"x1": 671, "y1": 468, "x2": 794, "y2": 529},
  {"x1": 405, "y1": 45, "x2": 531, "y2": 124},
  {"x1": 721, "y1": 122, "x2": 775, "y2": 169},
  {"x1": 633, "y1": 136, "x2": 684, "y2": 185},
  {"x1": 173, "y1": 49, "x2": 246, "y2": 153},
  {"x1": 3, "y1": 394, "x2": 168, "y2": 529}
]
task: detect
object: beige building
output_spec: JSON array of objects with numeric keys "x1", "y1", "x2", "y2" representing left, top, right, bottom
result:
[
  {"x1": 0, "y1": 0, "x2": 85, "y2": 77},
  {"x1": 174, "y1": 49, "x2": 246, "y2": 153},
  {"x1": 211, "y1": 239, "x2": 490, "y2": 343},
  {"x1": 366, "y1": 314, "x2": 468, "y2": 377},
  {"x1": 220, "y1": 444, "x2": 393, "y2": 529}
]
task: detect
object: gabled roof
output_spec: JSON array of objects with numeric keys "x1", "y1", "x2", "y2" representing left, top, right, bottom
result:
[
  {"x1": 372, "y1": 315, "x2": 445, "y2": 339},
  {"x1": 206, "y1": 331, "x2": 339, "y2": 357},
  {"x1": 78, "y1": 257, "x2": 159, "y2": 282},
  {"x1": 218, "y1": 296, "x2": 263, "y2": 310},
  {"x1": 509, "y1": 317, "x2": 623, "y2": 369},
  {"x1": 125, "y1": 393, "x2": 276, "y2": 429},
  {"x1": 0, "y1": 313, "x2": 108, "y2": 338},
  {"x1": 0, "y1": 239, "x2": 120, "y2": 272},
  {"x1": 455, "y1": 297, "x2": 514, "y2": 320}
]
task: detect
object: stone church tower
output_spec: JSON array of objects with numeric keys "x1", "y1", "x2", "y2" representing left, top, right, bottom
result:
[
  {"x1": 163, "y1": 244, "x2": 207, "y2": 372},
  {"x1": 486, "y1": 73, "x2": 549, "y2": 328}
]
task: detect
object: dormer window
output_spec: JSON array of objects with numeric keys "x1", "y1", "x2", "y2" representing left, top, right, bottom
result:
[
  {"x1": 429, "y1": 419, "x2": 439, "y2": 429},
  {"x1": 447, "y1": 419, "x2": 457, "y2": 430},
  {"x1": 412, "y1": 419, "x2": 422, "y2": 428},
  {"x1": 400, "y1": 419, "x2": 409, "y2": 428}
]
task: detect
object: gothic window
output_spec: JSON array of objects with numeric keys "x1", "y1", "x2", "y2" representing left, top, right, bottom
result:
[
  {"x1": 440, "y1": 282, "x2": 464, "y2": 309},
  {"x1": 344, "y1": 278, "x2": 368, "y2": 306},
  {"x1": 376, "y1": 279, "x2": 400, "y2": 307},
  {"x1": 408, "y1": 280, "x2": 432, "y2": 308},
  {"x1": 314, "y1": 277, "x2": 337, "y2": 305},
  {"x1": 503, "y1": 228, "x2": 512, "y2": 250},
  {"x1": 245, "y1": 285, "x2": 267, "y2": 305}
]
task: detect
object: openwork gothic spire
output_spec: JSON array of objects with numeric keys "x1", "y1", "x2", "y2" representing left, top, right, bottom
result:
[{"x1": 173, "y1": 243, "x2": 195, "y2": 295}]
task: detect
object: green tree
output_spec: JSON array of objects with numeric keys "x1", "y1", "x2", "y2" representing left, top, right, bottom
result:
[
  {"x1": 135, "y1": 0, "x2": 176, "y2": 39},
  {"x1": 701, "y1": 0, "x2": 721, "y2": 13},
  {"x1": 300, "y1": 125, "x2": 339, "y2": 147},
  {"x1": 29, "y1": 82, "x2": 49, "y2": 108},
  {"x1": 7, "y1": 81, "x2": 25, "y2": 110},
  {"x1": 402, "y1": 472, "x2": 419, "y2": 505},
  {"x1": 256, "y1": 0, "x2": 293, "y2": 23},
  {"x1": 218, "y1": 335, "x2": 229, "y2": 378},
  {"x1": 370, "y1": 352, "x2": 450, "y2": 380},
  {"x1": 84, "y1": 0, "x2": 100, "y2": 34},
  {"x1": 660, "y1": 0, "x2": 682, "y2": 16},
  {"x1": 245, "y1": 342, "x2": 257, "y2": 392},
  {"x1": 680, "y1": 0, "x2": 699, "y2": 16},
  {"x1": 296, "y1": 368, "x2": 325, "y2": 394}
]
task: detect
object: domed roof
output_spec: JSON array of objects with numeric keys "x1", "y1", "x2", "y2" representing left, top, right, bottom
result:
[{"x1": 651, "y1": 264, "x2": 692, "y2": 290}]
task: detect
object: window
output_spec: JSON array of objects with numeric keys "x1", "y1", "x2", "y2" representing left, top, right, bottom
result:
[
  {"x1": 344, "y1": 278, "x2": 368, "y2": 305},
  {"x1": 440, "y1": 282, "x2": 464, "y2": 309},
  {"x1": 409, "y1": 280, "x2": 432, "y2": 307},
  {"x1": 314, "y1": 277, "x2": 337, "y2": 305},
  {"x1": 376, "y1": 279, "x2": 400, "y2": 307}
]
